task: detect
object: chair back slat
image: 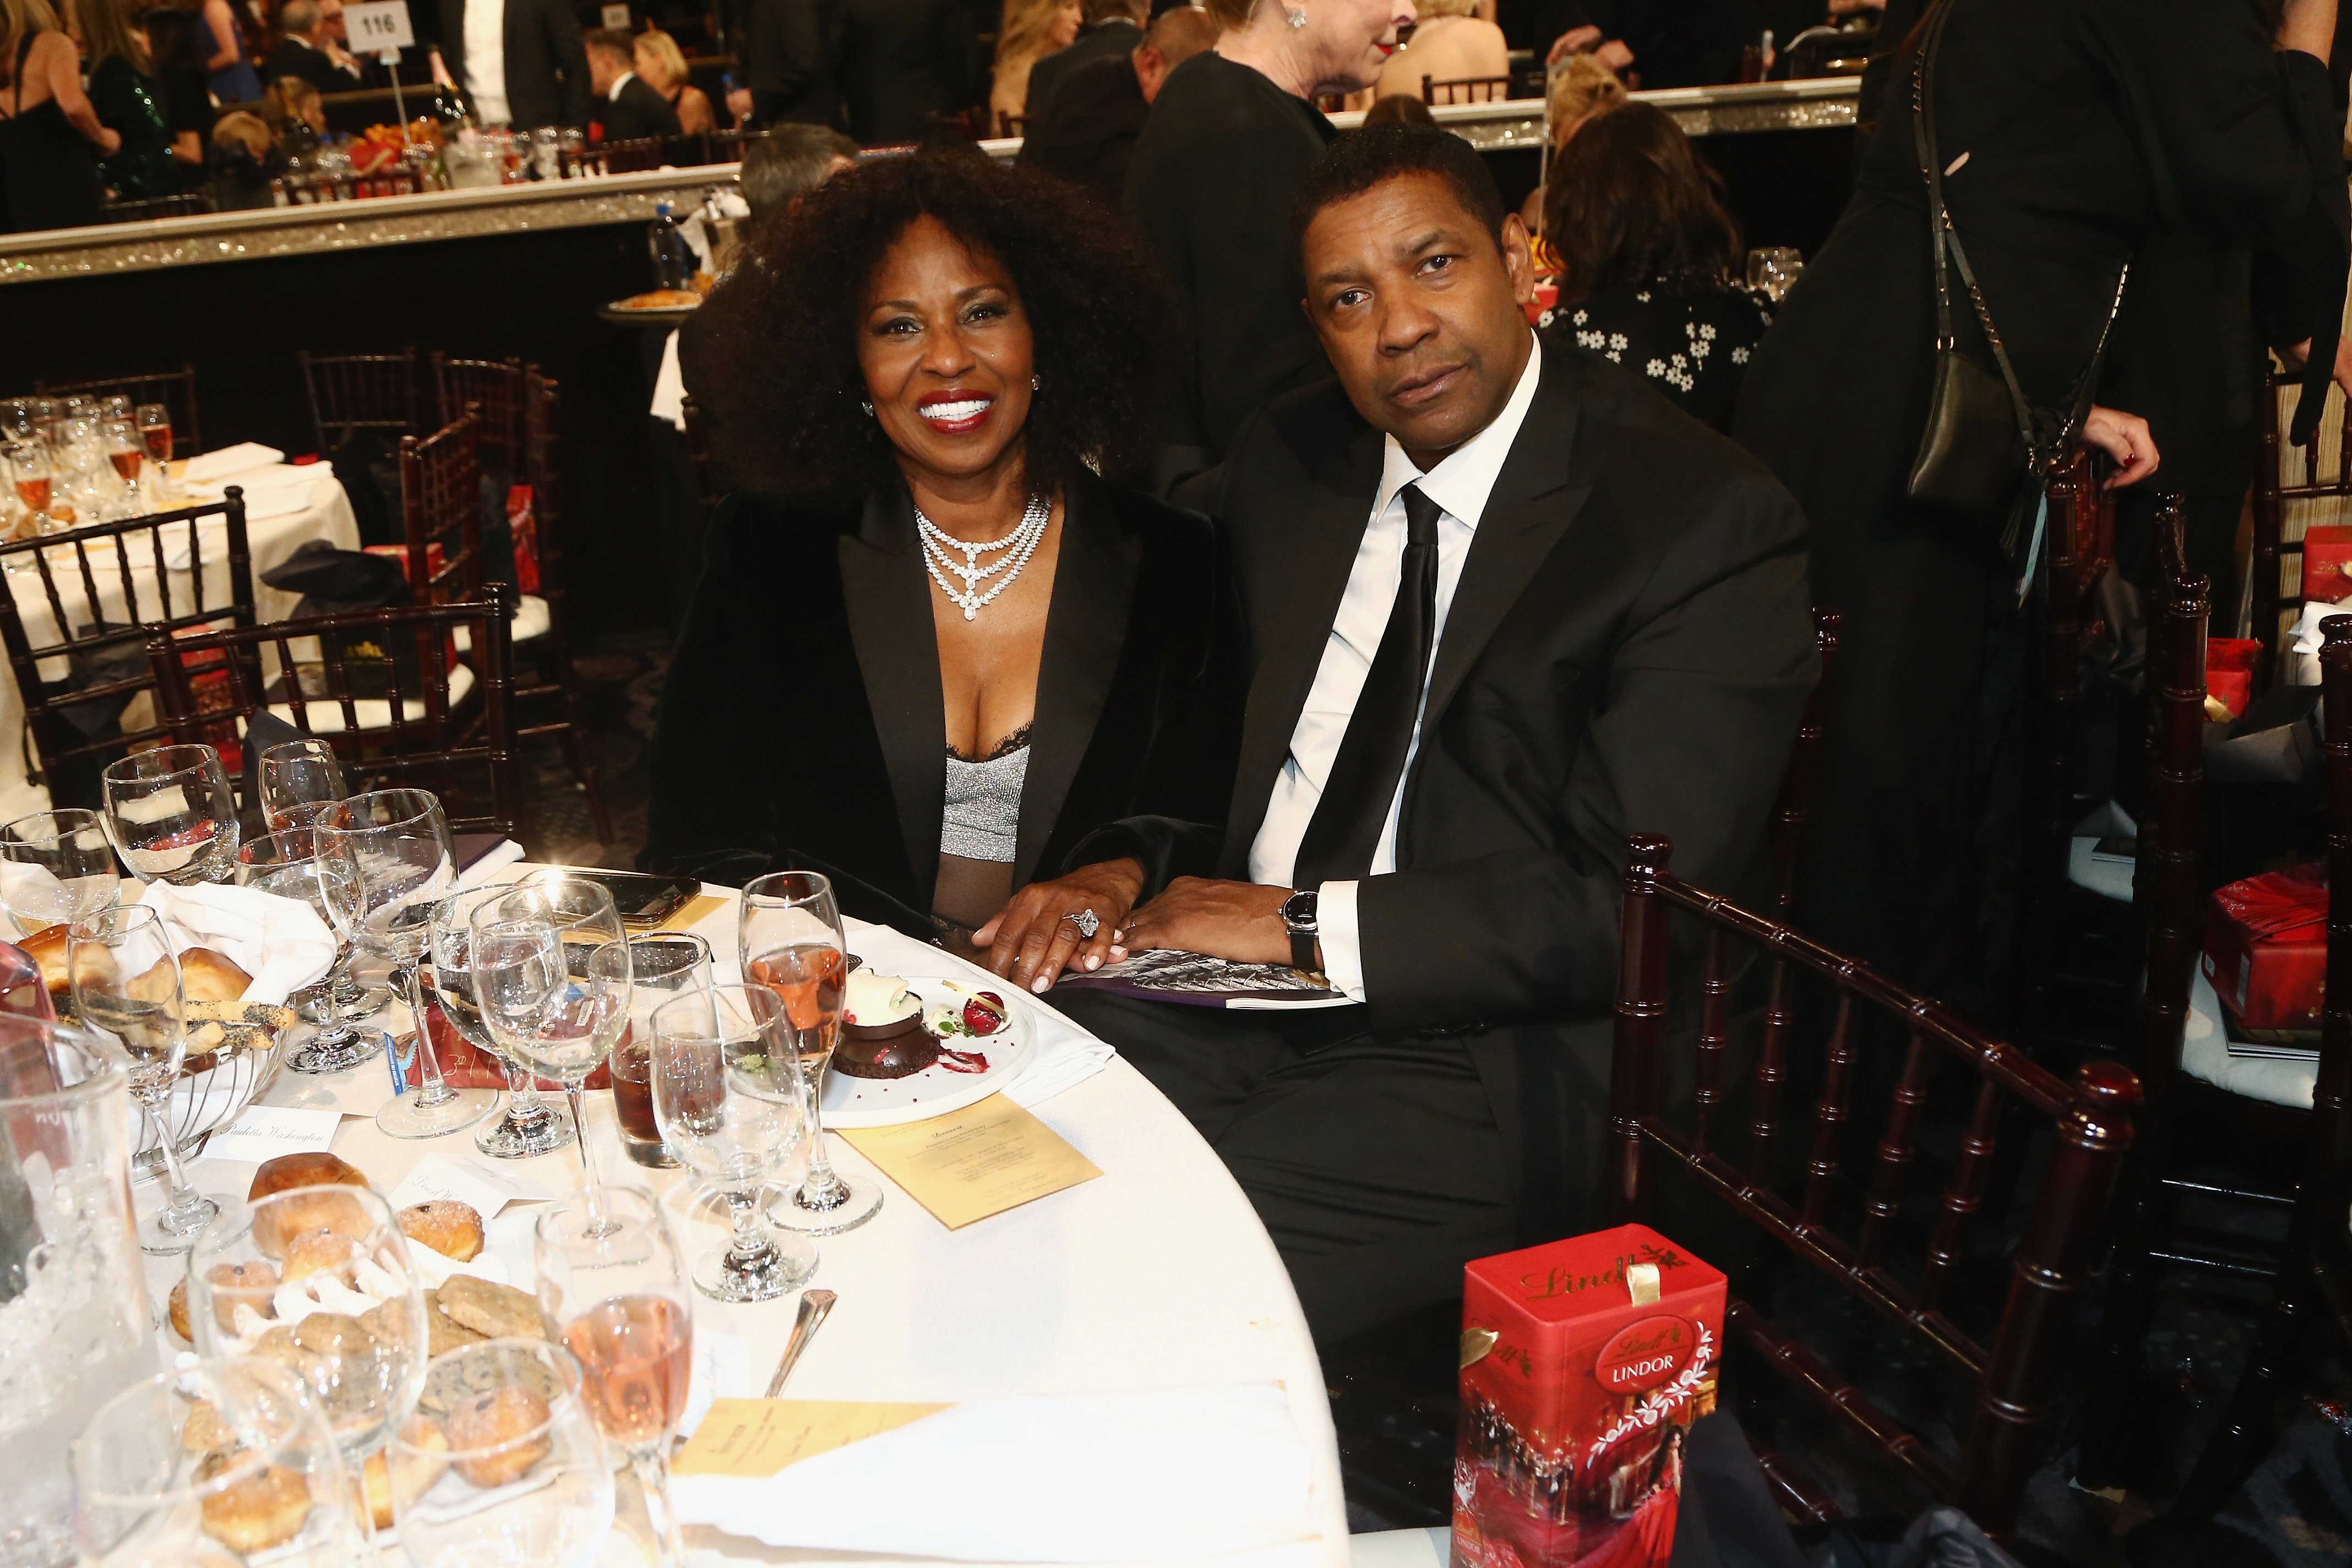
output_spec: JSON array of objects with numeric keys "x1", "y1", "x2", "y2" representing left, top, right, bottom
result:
[
  {"x1": 1422, "y1": 73, "x2": 1510, "y2": 103},
  {"x1": 1920, "y1": 1081, "x2": 2007, "y2": 1313},
  {"x1": 1692, "y1": 929, "x2": 1730, "y2": 1154},
  {"x1": 1769, "y1": 611, "x2": 1842, "y2": 911},
  {"x1": 300, "y1": 348, "x2": 423, "y2": 454},
  {"x1": 431, "y1": 353, "x2": 527, "y2": 472},
  {"x1": 1858, "y1": 1032, "x2": 1932, "y2": 1266},
  {"x1": 399, "y1": 414, "x2": 483, "y2": 604},
  {"x1": 1799, "y1": 995, "x2": 1857, "y2": 1230},
  {"x1": 1747, "y1": 960, "x2": 1795, "y2": 1182},
  {"x1": 36, "y1": 363, "x2": 202, "y2": 455},
  {"x1": 524, "y1": 370, "x2": 564, "y2": 604},
  {"x1": 2136, "y1": 496, "x2": 2208, "y2": 1097}
]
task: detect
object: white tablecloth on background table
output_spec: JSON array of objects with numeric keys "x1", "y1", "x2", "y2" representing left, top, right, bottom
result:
[
  {"x1": 0, "y1": 471, "x2": 360, "y2": 821},
  {"x1": 147, "y1": 878, "x2": 1352, "y2": 1568}
]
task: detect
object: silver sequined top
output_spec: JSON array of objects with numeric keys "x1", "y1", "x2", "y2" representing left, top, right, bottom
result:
[{"x1": 940, "y1": 743, "x2": 1028, "y2": 863}]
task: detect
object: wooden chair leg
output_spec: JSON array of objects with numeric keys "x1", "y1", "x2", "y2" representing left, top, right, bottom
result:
[
  {"x1": 2074, "y1": 1106, "x2": 2179, "y2": 1490},
  {"x1": 2158, "y1": 1257, "x2": 2311, "y2": 1532}
]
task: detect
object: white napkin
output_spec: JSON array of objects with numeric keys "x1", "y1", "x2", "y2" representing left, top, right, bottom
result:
[
  {"x1": 186, "y1": 461, "x2": 333, "y2": 500},
  {"x1": 2288, "y1": 597, "x2": 2352, "y2": 687},
  {"x1": 671, "y1": 1382, "x2": 1317, "y2": 1563},
  {"x1": 455, "y1": 839, "x2": 526, "y2": 889},
  {"x1": 179, "y1": 443, "x2": 286, "y2": 483},
  {"x1": 651, "y1": 329, "x2": 687, "y2": 431},
  {"x1": 133, "y1": 880, "x2": 337, "y2": 1006}
]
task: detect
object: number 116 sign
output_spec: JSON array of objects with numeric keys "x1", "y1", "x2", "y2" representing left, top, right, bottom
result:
[{"x1": 343, "y1": 0, "x2": 414, "y2": 54}]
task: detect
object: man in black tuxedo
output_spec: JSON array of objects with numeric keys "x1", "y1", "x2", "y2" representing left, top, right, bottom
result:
[
  {"x1": 1023, "y1": 0, "x2": 1145, "y2": 121},
  {"x1": 263, "y1": 0, "x2": 368, "y2": 95},
  {"x1": 1018, "y1": 4, "x2": 1215, "y2": 202},
  {"x1": 432, "y1": 0, "x2": 591, "y2": 128},
  {"x1": 585, "y1": 28, "x2": 683, "y2": 139},
  {"x1": 1023, "y1": 125, "x2": 1817, "y2": 1344},
  {"x1": 734, "y1": 0, "x2": 845, "y2": 127}
]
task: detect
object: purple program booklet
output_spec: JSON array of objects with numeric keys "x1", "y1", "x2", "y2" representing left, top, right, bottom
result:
[{"x1": 1054, "y1": 949, "x2": 1352, "y2": 1009}]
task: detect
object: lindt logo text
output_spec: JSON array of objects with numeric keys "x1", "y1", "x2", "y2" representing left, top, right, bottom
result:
[
  {"x1": 1519, "y1": 1244, "x2": 1689, "y2": 1302},
  {"x1": 1596, "y1": 1315, "x2": 1695, "y2": 1393}
]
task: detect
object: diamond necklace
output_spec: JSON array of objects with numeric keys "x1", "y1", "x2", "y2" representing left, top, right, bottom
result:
[{"x1": 916, "y1": 494, "x2": 1052, "y2": 621}]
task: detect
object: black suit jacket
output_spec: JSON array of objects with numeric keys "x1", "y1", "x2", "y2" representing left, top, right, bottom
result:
[
  {"x1": 1017, "y1": 52, "x2": 1144, "y2": 203},
  {"x1": 1084, "y1": 346, "x2": 1816, "y2": 1234},
  {"x1": 433, "y1": 0, "x2": 590, "y2": 128},
  {"x1": 597, "y1": 73, "x2": 683, "y2": 140},
  {"x1": 1022, "y1": 17, "x2": 1138, "y2": 120},
  {"x1": 644, "y1": 470, "x2": 1248, "y2": 933},
  {"x1": 745, "y1": 0, "x2": 845, "y2": 127},
  {"x1": 841, "y1": 0, "x2": 968, "y2": 144},
  {"x1": 262, "y1": 38, "x2": 363, "y2": 95}
]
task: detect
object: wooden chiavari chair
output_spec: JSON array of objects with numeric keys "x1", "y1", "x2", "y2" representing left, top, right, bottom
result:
[
  {"x1": 2252, "y1": 367, "x2": 2348, "y2": 692},
  {"x1": 299, "y1": 348, "x2": 426, "y2": 456},
  {"x1": 1421, "y1": 74, "x2": 1511, "y2": 104},
  {"x1": 561, "y1": 135, "x2": 669, "y2": 176},
  {"x1": 511, "y1": 371, "x2": 611, "y2": 843},
  {"x1": 397, "y1": 413, "x2": 483, "y2": 607},
  {"x1": 430, "y1": 353, "x2": 526, "y2": 475},
  {"x1": 37, "y1": 363, "x2": 203, "y2": 456},
  {"x1": 995, "y1": 111, "x2": 1027, "y2": 139}
]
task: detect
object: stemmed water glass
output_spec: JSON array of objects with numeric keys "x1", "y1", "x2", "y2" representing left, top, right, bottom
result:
[
  {"x1": 428, "y1": 880, "x2": 575, "y2": 1159},
  {"x1": 67, "y1": 902, "x2": 235, "y2": 1253},
  {"x1": 740, "y1": 870, "x2": 878, "y2": 1234},
  {"x1": 535, "y1": 1186, "x2": 694, "y2": 1568},
  {"x1": 101, "y1": 743, "x2": 241, "y2": 885},
  {"x1": 650, "y1": 982, "x2": 816, "y2": 1302},
  {"x1": 314, "y1": 789, "x2": 496, "y2": 1137},
  {"x1": 0, "y1": 807, "x2": 121, "y2": 937},
  {"x1": 236, "y1": 830, "x2": 380, "y2": 1073},
  {"x1": 470, "y1": 878, "x2": 630, "y2": 1218},
  {"x1": 391, "y1": 1340, "x2": 614, "y2": 1568},
  {"x1": 260, "y1": 739, "x2": 390, "y2": 1020}
]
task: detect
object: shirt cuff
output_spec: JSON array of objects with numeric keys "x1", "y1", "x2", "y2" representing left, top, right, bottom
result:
[{"x1": 1316, "y1": 879, "x2": 1366, "y2": 1003}]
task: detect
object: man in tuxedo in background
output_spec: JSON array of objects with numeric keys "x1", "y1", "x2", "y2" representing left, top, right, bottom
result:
[
  {"x1": 432, "y1": 0, "x2": 591, "y2": 128},
  {"x1": 1029, "y1": 125, "x2": 1817, "y2": 1347},
  {"x1": 732, "y1": 0, "x2": 845, "y2": 128},
  {"x1": 1023, "y1": 0, "x2": 1146, "y2": 121},
  {"x1": 585, "y1": 28, "x2": 683, "y2": 139},
  {"x1": 264, "y1": 0, "x2": 367, "y2": 94},
  {"x1": 1018, "y1": 4, "x2": 1215, "y2": 203}
]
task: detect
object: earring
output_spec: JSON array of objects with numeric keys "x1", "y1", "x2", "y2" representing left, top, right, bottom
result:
[
  {"x1": 860, "y1": 400, "x2": 874, "y2": 417},
  {"x1": 1284, "y1": 5, "x2": 1305, "y2": 26},
  {"x1": 1031, "y1": 374, "x2": 1042, "y2": 391}
]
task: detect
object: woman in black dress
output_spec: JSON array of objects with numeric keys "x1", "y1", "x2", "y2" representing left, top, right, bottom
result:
[
  {"x1": 83, "y1": 0, "x2": 179, "y2": 198},
  {"x1": 139, "y1": 6, "x2": 214, "y2": 175},
  {"x1": 646, "y1": 153, "x2": 1246, "y2": 992},
  {"x1": 1732, "y1": 0, "x2": 2344, "y2": 1011},
  {"x1": 1539, "y1": 100, "x2": 1770, "y2": 429},
  {"x1": 1, "y1": 0, "x2": 116, "y2": 231}
]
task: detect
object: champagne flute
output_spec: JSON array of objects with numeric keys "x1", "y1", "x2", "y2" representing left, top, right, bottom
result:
[
  {"x1": 67, "y1": 903, "x2": 233, "y2": 1252},
  {"x1": 236, "y1": 830, "x2": 381, "y2": 1073},
  {"x1": 650, "y1": 982, "x2": 816, "y2": 1301},
  {"x1": 740, "y1": 871, "x2": 878, "y2": 1234},
  {"x1": 535, "y1": 1186, "x2": 693, "y2": 1568},
  {"x1": 101, "y1": 743, "x2": 241, "y2": 886},
  {"x1": 0, "y1": 807, "x2": 121, "y2": 938},
  {"x1": 314, "y1": 789, "x2": 496, "y2": 1137},
  {"x1": 391, "y1": 1340, "x2": 614, "y2": 1568},
  {"x1": 6, "y1": 438, "x2": 54, "y2": 537},
  {"x1": 471, "y1": 877, "x2": 630, "y2": 1219},
  {"x1": 429, "y1": 881, "x2": 575, "y2": 1159}
]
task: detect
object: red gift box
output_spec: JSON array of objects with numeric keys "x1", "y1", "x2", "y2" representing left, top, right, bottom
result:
[
  {"x1": 1453, "y1": 1225, "x2": 1724, "y2": 1568},
  {"x1": 507, "y1": 484, "x2": 541, "y2": 595},
  {"x1": 2207, "y1": 638, "x2": 2261, "y2": 722},
  {"x1": 399, "y1": 997, "x2": 608, "y2": 1091},
  {"x1": 2202, "y1": 863, "x2": 2327, "y2": 1032},
  {"x1": 2303, "y1": 524, "x2": 2352, "y2": 604}
]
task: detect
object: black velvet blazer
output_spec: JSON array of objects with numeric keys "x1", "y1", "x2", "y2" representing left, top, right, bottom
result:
[{"x1": 643, "y1": 471, "x2": 1247, "y2": 937}]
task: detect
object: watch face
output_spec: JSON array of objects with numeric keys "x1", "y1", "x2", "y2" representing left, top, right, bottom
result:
[{"x1": 1282, "y1": 890, "x2": 1318, "y2": 927}]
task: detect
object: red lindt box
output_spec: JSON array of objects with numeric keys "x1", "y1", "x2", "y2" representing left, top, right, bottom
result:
[
  {"x1": 2303, "y1": 524, "x2": 2352, "y2": 603},
  {"x1": 2207, "y1": 638, "x2": 2261, "y2": 722},
  {"x1": 1453, "y1": 1225, "x2": 1724, "y2": 1568},
  {"x1": 2203, "y1": 863, "x2": 2326, "y2": 1032}
]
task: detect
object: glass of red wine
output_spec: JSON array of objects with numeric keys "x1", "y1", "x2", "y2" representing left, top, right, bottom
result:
[
  {"x1": 739, "y1": 870, "x2": 879, "y2": 1235},
  {"x1": 5, "y1": 438, "x2": 54, "y2": 543},
  {"x1": 100, "y1": 743, "x2": 240, "y2": 887},
  {"x1": 534, "y1": 1185, "x2": 694, "y2": 1568}
]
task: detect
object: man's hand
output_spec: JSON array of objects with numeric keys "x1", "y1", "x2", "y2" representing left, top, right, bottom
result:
[
  {"x1": 726, "y1": 86, "x2": 754, "y2": 124},
  {"x1": 1546, "y1": 24, "x2": 1602, "y2": 64},
  {"x1": 1118, "y1": 878, "x2": 1296, "y2": 966},
  {"x1": 2279, "y1": 335, "x2": 2352, "y2": 401},
  {"x1": 2082, "y1": 405, "x2": 2160, "y2": 489},
  {"x1": 1594, "y1": 39, "x2": 1634, "y2": 71},
  {"x1": 973, "y1": 858, "x2": 1144, "y2": 993}
]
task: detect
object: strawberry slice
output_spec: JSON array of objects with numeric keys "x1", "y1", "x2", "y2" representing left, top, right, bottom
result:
[{"x1": 962, "y1": 992, "x2": 1007, "y2": 1036}]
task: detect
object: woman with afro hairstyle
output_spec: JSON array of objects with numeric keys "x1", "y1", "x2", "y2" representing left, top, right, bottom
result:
[{"x1": 647, "y1": 151, "x2": 1246, "y2": 993}]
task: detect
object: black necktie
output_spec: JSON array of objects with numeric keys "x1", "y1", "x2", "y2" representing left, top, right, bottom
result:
[{"x1": 1293, "y1": 482, "x2": 1442, "y2": 886}]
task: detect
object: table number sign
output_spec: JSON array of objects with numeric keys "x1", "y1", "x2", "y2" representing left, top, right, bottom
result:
[
  {"x1": 342, "y1": 0, "x2": 413, "y2": 58},
  {"x1": 601, "y1": 4, "x2": 631, "y2": 28}
]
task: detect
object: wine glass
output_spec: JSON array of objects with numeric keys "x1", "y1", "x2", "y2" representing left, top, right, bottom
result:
[
  {"x1": 740, "y1": 870, "x2": 879, "y2": 1234},
  {"x1": 6, "y1": 438, "x2": 54, "y2": 537},
  {"x1": 100, "y1": 418, "x2": 144, "y2": 505},
  {"x1": 535, "y1": 1186, "x2": 693, "y2": 1568},
  {"x1": 259, "y1": 739, "x2": 391, "y2": 1020},
  {"x1": 429, "y1": 880, "x2": 575, "y2": 1159},
  {"x1": 471, "y1": 878, "x2": 630, "y2": 1219},
  {"x1": 101, "y1": 743, "x2": 241, "y2": 885},
  {"x1": 236, "y1": 829, "x2": 382, "y2": 1074},
  {"x1": 650, "y1": 982, "x2": 816, "y2": 1302},
  {"x1": 314, "y1": 789, "x2": 496, "y2": 1138},
  {"x1": 1745, "y1": 246, "x2": 1803, "y2": 304},
  {"x1": 611, "y1": 932, "x2": 714, "y2": 1170},
  {"x1": 72, "y1": 1354, "x2": 372, "y2": 1568},
  {"x1": 67, "y1": 902, "x2": 234, "y2": 1253},
  {"x1": 0, "y1": 807, "x2": 121, "y2": 937},
  {"x1": 133, "y1": 403, "x2": 172, "y2": 466},
  {"x1": 188, "y1": 1185, "x2": 430, "y2": 1470},
  {"x1": 391, "y1": 1339, "x2": 614, "y2": 1568}
]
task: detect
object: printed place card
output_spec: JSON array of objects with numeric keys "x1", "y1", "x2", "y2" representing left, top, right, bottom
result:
[
  {"x1": 202, "y1": 1104, "x2": 344, "y2": 1162},
  {"x1": 387, "y1": 1151, "x2": 551, "y2": 1218},
  {"x1": 839, "y1": 1093, "x2": 1100, "y2": 1230},
  {"x1": 673, "y1": 1398, "x2": 951, "y2": 1479}
]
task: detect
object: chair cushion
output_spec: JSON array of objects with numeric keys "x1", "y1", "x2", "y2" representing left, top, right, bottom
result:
[
  {"x1": 2180, "y1": 966, "x2": 2317, "y2": 1109},
  {"x1": 2066, "y1": 836, "x2": 2135, "y2": 903},
  {"x1": 450, "y1": 595, "x2": 549, "y2": 653},
  {"x1": 266, "y1": 660, "x2": 477, "y2": 734},
  {"x1": 1348, "y1": 1528, "x2": 1449, "y2": 1568}
]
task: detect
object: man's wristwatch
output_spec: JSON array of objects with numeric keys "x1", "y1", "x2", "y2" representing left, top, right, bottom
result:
[{"x1": 1279, "y1": 889, "x2": 1321, "y2": 976}]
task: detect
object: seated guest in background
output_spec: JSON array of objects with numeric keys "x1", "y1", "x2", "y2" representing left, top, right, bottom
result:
[
  {"x1": 140, "y1": 7, "x2": 213, "y2": 170},
  {"x1": 431, "y1": 0, "x2": 591, "y2": 128},
  {"x1": 1020, "y1": 126, "x2": 1815, "y2": 1346},
  {"x1": 584, "y1": 26, "x2": 680, "y2": 138},
  {"x1": 1371, "y1": 0, "x2": 1504, "y2": 103},
  {"x1": 990, "y1": 0, "x2": 1081, "y2": 127},
  {"x1": 1018, "y1": 2, "x2": 1214, "y2": 203},
  {"x1": 1515, "y1": 49, "x2": 1621, "y2": 228},
  {"x1": 737, "y1": 119, "x2": 859, "y2": 217},
  {"x1": 83, "y1": 0, "x2": 182, "y2": 198},
  {"x1": 262, "y1": 0, "x2": 364, "y2": 94},
  {"x1": 2, "y1": 0, "x2": 117, "y2": 233},
  {"x1": 1538, "y1": 0, "x2": 1748, "y2": 88},
  {"x1": 839, "y1": 0, "x2": 970, "y2": 145},
  {"x1": 258, "y1": 73, "x2": 325, "y2": 153},
  {"x1": 647, "y1": 153, "x2": 1246, "y2": 961},
  {"x1": 197, "y1": 0, "x2": 261, "y2": 102},
  {"x1": 205, "y1": 106, "x2": 276, "y2": 206},
  {"x1": 634, "y1": 25, "x2": 714, "y2": 133},
  {"x1": 732, "y1": 0, "x2": 842, "y2": 129},
  {"x1": 1023, "y1": 0, "x2": 1143, "y2": 122},
  {"x1": 1539, "y1": 101, "x2": 1769, "y2": 428}
]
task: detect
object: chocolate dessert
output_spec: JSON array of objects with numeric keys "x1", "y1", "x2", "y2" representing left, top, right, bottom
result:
[{"x1": 836, "y1": 972, "x2": 941, "y2": 1080}]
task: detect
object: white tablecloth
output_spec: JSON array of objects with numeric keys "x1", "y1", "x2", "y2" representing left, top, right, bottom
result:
[
  {"x1": 0, "y1": 473, "x2": 360, "y2": 821},
  {"x1": 147, "y1": 880, "x2": 1351, "y2": 1568}
]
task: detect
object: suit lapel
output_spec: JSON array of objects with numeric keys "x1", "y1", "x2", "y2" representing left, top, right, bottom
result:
[
  {"x1": 1223, "y1": 421, "x2": 1386, "y2": 869},
  {"x1": 1015, "y1": 477, "x2": 1139, "y2": 884},
  {"x1": 838, "y1": 480, "x2": 944, "y2": 910}
]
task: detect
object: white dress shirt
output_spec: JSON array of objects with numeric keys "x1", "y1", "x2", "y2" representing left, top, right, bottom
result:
[
  {"x1": 462, "y1": 0, "x2": 511, "y2": 126},
  {"x1": 608, "y1": 69, "x2": 636, "y2": 101},
  {"x1": 1247, "y1": 336, "x2": 1543, "y2": 1002}
]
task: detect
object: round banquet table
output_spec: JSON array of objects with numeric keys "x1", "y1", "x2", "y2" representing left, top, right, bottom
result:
[
  {"x1": 144, "y1": 876, "x2": 1353, "y2": 1568},
  {"x1": 0, "y1": 474, "x2": 362, "y2": 821}
]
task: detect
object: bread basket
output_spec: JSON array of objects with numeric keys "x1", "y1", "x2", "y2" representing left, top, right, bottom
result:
[{"x1": 130, "y1": 1000, "x2": 297, "y2": 1171}]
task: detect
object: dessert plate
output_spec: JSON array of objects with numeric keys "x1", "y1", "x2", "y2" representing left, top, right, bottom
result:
[{"x1": 819, "y1": 976, "x2": 1037, "y2": 1129}]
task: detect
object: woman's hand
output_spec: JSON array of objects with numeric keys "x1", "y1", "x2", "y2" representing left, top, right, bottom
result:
[
  {"x1": 97, "y1": 127, "x2": 122, "y2": 156},
  {"x1": 1547, "y1": 24, "x2": 1602, "y2": 63},
  {"x1": 2279, "y1": 335, "x2": 2352, "y2": 401},
  {"x1": 2082, "y1": 405, "x2": 2159, "y2": 489},
  {"x1": 974, "y1": 857, "x2": 1145, "y2": 994}
]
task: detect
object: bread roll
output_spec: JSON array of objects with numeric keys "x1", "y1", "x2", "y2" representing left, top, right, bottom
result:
[
  {"x1": 195, "y1": 1452, "x2": 311, "y2": 1554},
  {"x1": 249, "y1": 1153, "x2": 374, "y2": 1259},
  {"x1": 248, "y1": 1151, "x2": 369, "y2": 1201},
  {"x1": 447, "y1": 1386, "x2": 552, "y2": 1489},
  {"x1": 398, "y1": 1200, "x2": 484, "y2": 1262},
  {"x1": 18, "y1": 924, "x2": 66, "y2": 999},
  {"x1": 167, "y1": 1277, "x2": 191, "y2": 1342},
  {"x1": 362, "y1": 1414, "x2": 450, "y2": 1528},
  {"x1": 280, "y1": 1231, "x2": 360, "y2": 1287},
  {"x1": 180, "y1": 947, "x2": 253, "y2": 1003}
]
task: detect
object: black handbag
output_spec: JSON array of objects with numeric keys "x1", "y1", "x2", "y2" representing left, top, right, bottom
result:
[{"x1": 1904, "y1": 0, "x2": 2124, "y2": 552}]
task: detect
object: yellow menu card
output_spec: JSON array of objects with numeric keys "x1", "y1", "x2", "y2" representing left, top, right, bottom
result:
[
  {"x1": 673, "y1": 1398, "x2": 950, "y2": 1479},
  {"x1": 840, "y1": 1092, "x2": 1101, "y2": 1229},
  {"x1": 660, "y1": 892, "x2": 731, "y2": 933}
]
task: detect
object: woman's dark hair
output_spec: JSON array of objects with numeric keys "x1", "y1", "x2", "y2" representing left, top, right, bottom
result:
[
  {"x1": 1543, "y1": 102, "x2": 1743, "y2": 302},
  {"x1": 141, "y1": 6, "x2": 205, "y2": 70},
  {"x1": 698, "y1": 152, "x2": 1172, "y2": 501}
]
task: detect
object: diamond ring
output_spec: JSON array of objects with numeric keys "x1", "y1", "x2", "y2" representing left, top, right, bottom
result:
[{"x1": 1061, "y1": 908, "x2": 1101, "y2": 939}]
